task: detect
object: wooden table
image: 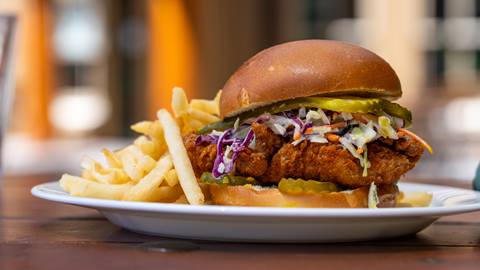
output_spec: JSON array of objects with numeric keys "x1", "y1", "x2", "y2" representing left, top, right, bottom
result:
[{"x1": 1, "y1": 175, "x2": 479, "y2": 270}]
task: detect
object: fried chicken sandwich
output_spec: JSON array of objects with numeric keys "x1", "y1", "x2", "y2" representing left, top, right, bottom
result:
[{"x1": 185, "y1": 40, "x2": 432, "y2": 208}]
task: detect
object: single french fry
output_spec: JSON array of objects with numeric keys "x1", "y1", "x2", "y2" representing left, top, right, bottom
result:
[
  {"x1": 131, "y1": 120, "x2": 163, "y2": 140},
  {"x1": 189, "y1": 99, "x2": 219, "y2": 116},
  {"x1": 174, "y1": 195, "x2": 189, "y2": 204},
  {"x1": 122, "y1": 154, "x2": 173, "y2": 201},
  {"x1": 120, "y1": 152, "x2": 143, "y2": 182},
  {"x1": 92, "y1": 168, "x2": 130, "y2": 184},
  {"x1": 187, "y1": 108, "x2": 220, "y2": 124},
  {"x1": 149, "y1": 185, "x2": 184, "y2": 202},
  {"x1": 81, "y1": 169, "x2": 95, "y2": 181},
  {"x1": 80, "y1": 157, "x2": 100, "y2": 172},
  {"x1": 171, "y1": 86, "x2": 189, "y2": 118},
  {"x1": 181, "y1": 117, "x2": 204, "y2": 135},
  {"x1": 139, "y1": 154, "x2": 157, "y2": 172},
  {"x1": 158, "y1": 109, "x2": 204, "y2": 205},
  {"x1": 164, "y1": 169, "x2": 179, "y2": 187},
  {"x1": 60, "y1": 174, "x2": 132, "y2": 200},
  {"x1": 102, "y1": 148, "x2": 122, "y2": 169},
  {"x1": 134, "y1": 136, "x2": 165, "y2": 160},
  {"x1": 116, "y1": 145, "x2": 144, "y2": 160},
  {"x1": 213, "y1": 90, "x2": 222, "y2": 105},
  {"x1": 397, "y1": 191, "x2": 433, "y2": 207}
]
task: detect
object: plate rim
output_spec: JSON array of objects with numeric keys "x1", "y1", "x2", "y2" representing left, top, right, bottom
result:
[{"x1": 31, "y1": 181, "x2": 480, "y2": 218}]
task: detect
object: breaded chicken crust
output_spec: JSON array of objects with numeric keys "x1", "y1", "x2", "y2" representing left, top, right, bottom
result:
[{"x1": 184, "y1": 123, "x2": 424, "y2": 187}]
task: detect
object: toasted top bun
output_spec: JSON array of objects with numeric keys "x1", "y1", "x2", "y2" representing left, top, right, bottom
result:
[
  {"x1": 220, "y1": 40, "x2": 401, "y2": 118},
  {"x1": 208, "y1": 184, "x2": 398, "y2": 208}
]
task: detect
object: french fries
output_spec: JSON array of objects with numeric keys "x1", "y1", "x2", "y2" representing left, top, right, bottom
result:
[
  {"x1": 189, "y1": 99, "x2": 220, "y2": 116},
  {"x1": 60, "y1": 174, "x2": 132, "y2": 200},
  {"x1": 172, "y1": 86, "x2": 189, "y2": 118},
  {"x1": 186, "y1": 108, "x2": 220, "y2": 124},
  {"x1": 396, "y1": 191, "x2": 433, "y2": 207},
  {"x1": 164, "y1": 169, "x2": 179, "y2": 187},
  {"x1": 61, "y1": 86, "x2": 220, "y2": 205},
  {"x1": 158, "y1": 109, "x2": 205, "y2": 205},
  {"x1": 123, "y1": 154, "x2": 173, "y2": 201}
]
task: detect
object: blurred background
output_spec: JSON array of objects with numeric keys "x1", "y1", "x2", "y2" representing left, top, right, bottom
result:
[{"x1": 0, "y1": 0, "x2": 479, "y2": 182}]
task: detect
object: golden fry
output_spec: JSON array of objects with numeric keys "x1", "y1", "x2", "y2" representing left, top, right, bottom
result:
[
  {"x1": 80, "y1": 157, "x2": 129, "y2": 184},
  {"x1": 189, "y1": 99, "x2": 219, "y2": 116},
  {"x1": 174, "y1": 195, "x2": 189, "y2": 204},
  {"x1": 123, "y1": 154, "x2": 173, "y2": 201},
  {"x1": 158, "y1": 109, "x2": 205, "y2": 205},
  {"x1": 187, "y1": 108, "x2": 220, "y2": 124},
  {"x1": 171, "y1": 86, "x2": 189, "y2": 118},
  {"x1": 396, "y1": 191, "x2": 433, "y2": 207},
  {"x1": 92, "y1": 168, "x2": 130, "y2": 184},
  {"x1": 164, "y1": 169, "x2": 179, "y2": 187},
  {"x1": 119, "y1": 151, "x2": 143, "y2": 182},
  {"x1": 131, "y1": 120, "x2": 164, "y2": 140},
  {"x1": 134, "y1": 136, "x2": 165, "y2": 160},
  {"x1": 60, "y1": 174, "x2": 132, "y2": 200},
  {"x1": 214, "y1": 90, "x2": 222, "y2": 106},
  {"x1": 81, "y1": 169, "x2": 95, "y2": 181},
  {"x1": 102, "y1": 148, "x2": 122, "y2": 169},
  {"x1": 149, "y1": 185, "x2": 184, "y2": 202},
  {"x1": 181, "y1": 117, "x2": 204, "y2": 135}
]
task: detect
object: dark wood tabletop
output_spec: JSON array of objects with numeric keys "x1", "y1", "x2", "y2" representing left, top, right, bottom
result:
[{"x1": 1, "y1": 174, "x2": 479, "y2": 270}]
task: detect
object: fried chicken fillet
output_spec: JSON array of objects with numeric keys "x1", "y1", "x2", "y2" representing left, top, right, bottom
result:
[{"x1": 185, "y1": 123, "x2": 424, "y2": 188}]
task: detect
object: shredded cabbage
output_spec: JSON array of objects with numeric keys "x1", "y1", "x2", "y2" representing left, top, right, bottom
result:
[
  {"x1": 340, "y1": 112, "x2": 353, "y2": 121},
  {"x1": 362, "y1": 148, "x2": 370, "y2": 177},
  {"x1": 233, "y1": 117, "x2": 240, "y2": 131},
  {"x1": 267, "y1": 123, "x2": 287, "y2": 135},
  {"x1": 306, "y1": 110, "x2": 321, "y2": 123},
  {"x1": 292, "y1": 137, "x2": 305, "y2": 146},
  {"x1": 298, "y1": 107, "x2": 307, "y2": 118},
  {"x1": 378, "y1": 116, "x2": 398, "y2": 139},
  {"x1": 308, "y1": 135, "x2": 328, "y2": 143},
  {"x1": 346, "y1": 122, "x2": 376, "y2": 149},
  {"x1": 339, "y1": 137, "x2": 362, "y2": 160},
  {"x1": 368, "y1": 182, "x2": 379, "y2": 208}
]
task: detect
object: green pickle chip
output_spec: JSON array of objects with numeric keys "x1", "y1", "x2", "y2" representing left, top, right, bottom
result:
[
  {"x1": 201, "y1": 173, "x2": 340, "y2": 195},
  {"x1": 278, "y1": 178, "x2": 340, "y2": 195},
  {"x1": 200, "y1": 172, "x2": 258, "y2": 186}
]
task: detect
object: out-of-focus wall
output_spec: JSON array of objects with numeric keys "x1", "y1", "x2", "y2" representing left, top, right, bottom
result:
[{"x1": 357, "y1": 0, "x2": 426, "y2": 108}]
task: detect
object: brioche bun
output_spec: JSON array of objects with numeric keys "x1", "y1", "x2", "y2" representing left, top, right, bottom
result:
[
  {"x1": 208, "y1": 184, "x2": 398, "y2": 208},
  {"x1": 220, "y1": 40, "x2": 401, "y2": 118}
]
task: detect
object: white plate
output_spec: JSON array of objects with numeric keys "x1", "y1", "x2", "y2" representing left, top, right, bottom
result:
[{"x1": 31, "y1": 181, "x2": 480, "y2": 243}]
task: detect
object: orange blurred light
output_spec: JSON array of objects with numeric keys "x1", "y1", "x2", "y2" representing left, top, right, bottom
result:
[
  {"x1": 2, "y1": 0, "x2": 54, "y2": 139},
  {"x1": 147, "y1": 0, "x2": 198, "y2": 118}
]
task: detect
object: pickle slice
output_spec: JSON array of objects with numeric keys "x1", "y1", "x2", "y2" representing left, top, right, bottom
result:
[
  {"x1": 199, "y1": 97, "x2": 412, "y2": 133},
  {"x1": 293, "y1": 97, "x2": 384, "y2": 114},
  {"x1": 198, "y1": 119, "x2": 236, "y2": 134},
  {"x1": 278, "y1": 178, "x2": 340, "y2": 195},
  {"x1": 200, "y1": 172, "x2": 258, "y2": 186},
  {"x1": 381, "y1": 100, "x2": 412, "y2": 127}
]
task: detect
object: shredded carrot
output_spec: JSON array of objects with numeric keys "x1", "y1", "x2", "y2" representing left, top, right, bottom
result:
[
  {"x1": 326, "y1": 133, "x2": 339, "y2": 142},
  {"x1": 304, "y1": 127, "x2": 314, "y2": 135},
  {"x1": 318, "y1": 122, "x2": 346, "y2": 130},
  {"x1": 398, "y1": 128, "x2": 433, "y2": 154},
  {"x1": 293, "y1": 132, "x2": 301, "y2": 141},
  {"x1": 352, "y1": 114, "x2": 368, "y2": 124},
  {"x1": 356, "y1": 148, "x2": 364, "y2": 154}
]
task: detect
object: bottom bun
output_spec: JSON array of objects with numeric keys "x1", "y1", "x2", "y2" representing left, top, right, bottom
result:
[{"x1": 208, "y1": 184, "x2": 398, "y2": 208}]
